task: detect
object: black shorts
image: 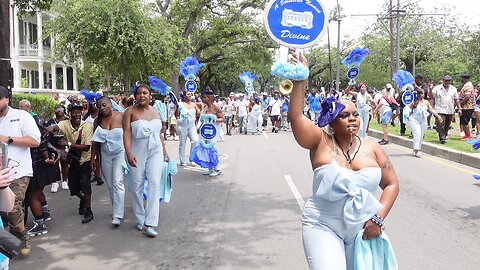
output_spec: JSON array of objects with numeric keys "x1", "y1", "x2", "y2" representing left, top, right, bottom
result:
[
  {"x1": 460, "y1": 109, "x2": 474, "y2": 125},
  {"x1": 67, "y1": 162, "x2": 92, "y2": 196},
  {"x1": 271, "y1": 115, "x2": 280, "y2": 122}
]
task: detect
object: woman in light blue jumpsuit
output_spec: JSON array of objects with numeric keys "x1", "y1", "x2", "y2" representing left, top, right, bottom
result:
[
  {"x1": 123, "y1": 84, "x2": 169, "y2": 237},
  {"x1": 91, "y1": 96, "x2": 125, "y2": 226},
  {"x1": 288, "y1": 52, "x2": 399, "y2": 270},
  {"x1": 344, "y1": 83, "x2": 372, "y2": 138},
  {"x1": 175, "y1": 91, "x2": 199, "y2": 166}
]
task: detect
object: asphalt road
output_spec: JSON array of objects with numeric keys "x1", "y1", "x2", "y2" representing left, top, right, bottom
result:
[{"x1": 11, "y1": 130, "x2": 480, "y2": 270}]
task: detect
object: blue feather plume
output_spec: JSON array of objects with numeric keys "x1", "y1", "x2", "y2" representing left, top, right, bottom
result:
[
  {"x1": 342, "y1": 48, "x2": 370, "y2": 68},
  {"x1": 80, "y1": 89, "x2": 102, "y2": 104},
  {"x1": 239, "y1": 72, "x2": 256, "y2": 85},
  {"x1": 392, "y1": 70, "x2": 414, "y2": 88},
  {"x1": 180, "y1": 56, "x2": 204, "y2": 81},
  {"x1": 148, "y1": 76, "x2": 171, "y2": 96}
]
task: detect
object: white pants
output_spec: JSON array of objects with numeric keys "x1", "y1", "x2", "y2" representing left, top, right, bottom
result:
[
  {"x1": 250, "y1": 114, "x2": 262, "y2": 133},
  {"x1": 100, "y1": 149, "x2": 125, "y2": 219},
  {"x1": 303, "y1": 224, "x2": 355, "y2": 270},
  {"x1": 128, "y1": 141, "x2": 163, "y2": 227},
  {"x1": 410, "y1": 117, "x2": 427, "y2": 150},
  {"x1": 357, "y1": 110, "x2": 370, "y2": 138},
  {"x1": 177, "y1": 123, "x2": 199, "y2": 164}
]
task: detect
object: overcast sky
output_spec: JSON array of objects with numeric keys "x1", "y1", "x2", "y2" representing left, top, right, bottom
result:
[{"x1": 319, "y1": 0, "x2": 480, "y2": 45}]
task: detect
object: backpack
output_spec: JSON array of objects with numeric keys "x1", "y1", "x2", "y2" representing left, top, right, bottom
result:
[{"x1": 383, "y1": 96, "x2": 399, "y2": 110}]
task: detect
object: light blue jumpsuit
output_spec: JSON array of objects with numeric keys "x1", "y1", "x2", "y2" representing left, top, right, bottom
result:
[
  {"x1": 301, "y1": 159, "x2": 383, "y2": 270},
  {"x1": 177, "y1": 104, "x2": 199, "y2": 165},
  {"x1": 128, "y1": 119, "x2": 163, "y2": 227},
  {"x1": 92, "y1": 127, "x2": 125, "y2": 219}
]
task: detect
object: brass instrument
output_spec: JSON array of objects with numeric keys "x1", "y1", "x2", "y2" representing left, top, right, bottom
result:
[{"x1": 279, "y1": 79, "x2": 293, "y2": 95}]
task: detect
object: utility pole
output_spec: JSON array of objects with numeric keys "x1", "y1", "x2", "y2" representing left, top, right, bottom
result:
[
  {"x1": 0, "y1": 0, "x2": 11, "y2": 92},
  {"x1": 389, "y1": 0, "x2": 394, "y2": 80},
  {"x1": 327, "y1": 24, "x2": 333, "y2": 89},
  {"x1": 395, "y1": 0, "x2": 401, "y2": 71},
  {"x1": 412, "y1": 46, "x2": 416, "y2": 75},
  {"x1": 335, "y1": 0, "x2": 341, "y2": 92}
]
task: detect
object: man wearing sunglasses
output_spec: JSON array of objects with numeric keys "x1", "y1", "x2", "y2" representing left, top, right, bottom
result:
[{"x1": 0, "y1": 86, "x2": 41, "y2": 257}]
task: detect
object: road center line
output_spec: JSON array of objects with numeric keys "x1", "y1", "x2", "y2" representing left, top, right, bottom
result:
[
  {"x1": 386, "y1": 144, "x2": 477, "y2": 175},
  {"x1": 262, "y1": 131, "x2": 269, "y2": 140},
  {"x1": 284, "y1": 175, "x2": 305, "y2": 210}
]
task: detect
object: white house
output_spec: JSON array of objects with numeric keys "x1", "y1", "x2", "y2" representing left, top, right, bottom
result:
[{"x1": 9, "y1": 1, "x2": 78, "y2": 95}]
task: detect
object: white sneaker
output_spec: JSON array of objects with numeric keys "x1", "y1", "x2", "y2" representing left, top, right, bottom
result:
[
  {"x1": 136, "y1": 223, "x2": 144, "y2": 231},
  {"x1": 143, "y1": 226, "x2": 158, "y2": 237},
  {"x1": 61, "y1": 181, "x2": 69, "y2": 190},
  {"x1": 203, "y1": 170, "x2": 212, "y2": 175},
  {"x1": 209, "y1": 170, "x2": 222, "y2": 177},
  {"x1": 50, "y1": 182, "x2": 59, "y2": 193},
  {"x1": 460, "y1": 131, "x2": 465, "y2": 137},
  {"x1": 112, "y1": 217, "x2": 121, "y2": 226}
]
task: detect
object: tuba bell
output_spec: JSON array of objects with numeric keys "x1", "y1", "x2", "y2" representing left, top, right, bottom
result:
[{"x1": 279, "y1": 79, "x2": 293, "y2": 95}]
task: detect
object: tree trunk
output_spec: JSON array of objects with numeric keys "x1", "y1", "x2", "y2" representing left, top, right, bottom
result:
[
  {"x1": 122, "y1": 54, "x2": 130, "y2": 92},
  {"x1": 0, "y1": 0, "x2": 12, "y2": 98},
  {"x1": 82, "y1": 59, "x2": 91, "y2": 89}
]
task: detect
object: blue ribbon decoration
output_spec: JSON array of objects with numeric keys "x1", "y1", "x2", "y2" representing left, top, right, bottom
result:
[
  {"x1": 342, "y1": 48, "x2": 370, "y2": 69},
  {"x1": 316, "y1": 96, "x2": 346, "y2": 128}
]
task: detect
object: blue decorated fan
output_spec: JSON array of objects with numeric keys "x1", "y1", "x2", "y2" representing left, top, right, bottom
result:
[
  {"x1": 80, "y1": 89, "x2": 102, "y2": 104},
  {"x1": 148, "y1": 76, "x2": 171, "y2": 96},
  {"x1": 392, "y1": 70, "x2": 414, "y2": 92},
  {"x1": 180, "y1": 56, "x2": 204, "y2": 81}
]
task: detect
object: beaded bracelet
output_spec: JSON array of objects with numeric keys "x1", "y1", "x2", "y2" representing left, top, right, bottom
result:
[{"x1": 370, "y1": 214, "x2": 385, "y2": 231}]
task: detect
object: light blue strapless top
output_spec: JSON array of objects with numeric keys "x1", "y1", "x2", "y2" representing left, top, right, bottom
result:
[
  {"x1": 411, "y1": 104, "x2": 429, "y2": 121},
  {"x1": 92, "y1": 127, "x2": 124, "y2": 155},
  {"x1": 178, "y1": 104, "x2": 196, "y2": 123},
  {"x1": 303, "y1": 160, "x2": 384, "y2": 230},
  {"x1": 131, "y1": 119, "x2": 162, "y2": 150}
]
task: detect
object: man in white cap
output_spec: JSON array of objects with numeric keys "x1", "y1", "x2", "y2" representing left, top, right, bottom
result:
[{"x1": 382, "y1": 83, "x2": 395, "y2": 98}]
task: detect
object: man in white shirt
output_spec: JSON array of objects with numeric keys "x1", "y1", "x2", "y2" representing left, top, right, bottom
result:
[
  {"x1": 429, "y1": 75, "x2": 462, "y2": 144},
  {"x1": 268, "y1": 90, "x2": 282, "y2": 133},
  {"x1": 0, "y1": 86, "x2": 41, "y2": 256},
  {"x1": 235, "y1": 94, "x2": 249, "y2": 134}
]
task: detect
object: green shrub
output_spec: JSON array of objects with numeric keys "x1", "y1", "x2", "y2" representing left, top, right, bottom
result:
[{"x1": 12, "y1": 93, "x2": 58, "y2": 122}]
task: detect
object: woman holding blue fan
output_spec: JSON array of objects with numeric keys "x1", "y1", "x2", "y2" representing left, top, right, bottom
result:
[
  {"x1": 122, "y1": 84, "x2": 169, "y2": 237},
  {"x1": 288, "y1": 50, "x2": 399, "y2": 270}
]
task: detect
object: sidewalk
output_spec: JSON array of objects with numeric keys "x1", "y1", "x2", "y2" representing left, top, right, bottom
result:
[{"x1": 368, "y1": 129, "x2": 480, "y2": 170}]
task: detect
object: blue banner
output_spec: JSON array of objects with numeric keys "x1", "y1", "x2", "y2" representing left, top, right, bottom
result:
[{"x1": 264, "y1": 0, "x2": 328, "y2": 48}]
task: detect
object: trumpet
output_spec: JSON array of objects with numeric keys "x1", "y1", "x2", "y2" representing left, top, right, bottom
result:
[{"x1": 279, "y1": 79, "x2": 293, "y2": 95}]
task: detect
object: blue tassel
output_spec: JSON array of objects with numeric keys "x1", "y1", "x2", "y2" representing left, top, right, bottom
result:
[
  {"x1": 271, "y1": 62, "x2": 309, "y2": 81},
  {"x1": 148, "y1": 76, "x2": 171, "y2": 96},
  {"x1": 80, "y1": 89, "x2": 102, "y2": 104},
  {"x1": 180, "y1": 56, "x2": 204, "y2": 81},
  {"x1": 239, "y1": 72, "x2": 256, "y2": 85},
  {"x1": 392, "y1": 70, "x2": 414, "y2": 89},
  {"x1": 342, "y1": 48, "x2": 370, "y2": 68}
]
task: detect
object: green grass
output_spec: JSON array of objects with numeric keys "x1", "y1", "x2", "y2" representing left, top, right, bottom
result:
[{"x1": 368, "y1": 121, "x2": 477, "y2": 153}]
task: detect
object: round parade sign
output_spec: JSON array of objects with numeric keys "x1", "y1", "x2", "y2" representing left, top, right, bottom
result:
[
  {"x1": 185, "y1": 80, "x2": 197, "y2": 92},
  {"x1": 402, "y1": 91, "x2": 414, "y2": 106},
  {"x1": 245, "y1": 85, "x2": 254, "y2": 93},
  {"x1": 200, "y1": 123, "x2": 217, "y2": 140},
  {"x1": 347, "y1": 67, "x2": 359, "y2": 79},
  {"x1": 264, "y1": 0, "x2": 328, "y2": 48}
]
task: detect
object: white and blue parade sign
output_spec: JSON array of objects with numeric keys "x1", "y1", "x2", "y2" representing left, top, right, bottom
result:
[
  {"x1": 245, "y1": 85, "x2": 254, "y2": 93},
  {"x1": 185, "y1": 80, "x2": 197, "y2": 92},
  {"x1": 264, "y1": 0, "x2": 328, "y2": 48},
  {"x1": 200, "y1": 123, "x2": 217, "y2": 140},
  {"x1": 347, "y1": 67, "x2": 359, "y2": 80},
  {"x1": 402, "y1": 91, "x2": 414, "y2": 106}
]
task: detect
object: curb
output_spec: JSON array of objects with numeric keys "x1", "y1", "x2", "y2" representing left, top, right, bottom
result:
[{"x1": 367, "y1": 130, "x2": 480, "y2": 170}]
